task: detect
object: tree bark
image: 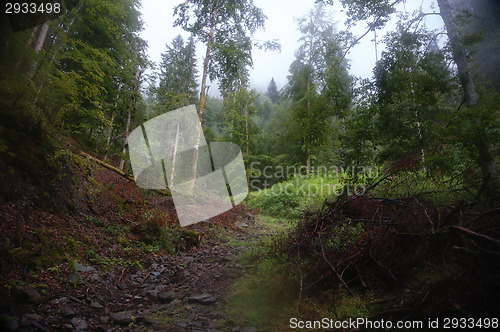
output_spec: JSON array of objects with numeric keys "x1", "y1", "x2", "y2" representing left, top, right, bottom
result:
[
  {"x1": 104, "y1": 81, "x2": 123, "y2": 161},
  {"x1": 34, "y1": 22, "x2": 49, "y2": 53},
  {"x1": 437, "y1": 0, "x2": 499, "y2": 200},
  {"x1": 190, "y1": 0, "x2": 219, "y2": 192},
  {"x1": 306, "y1": 69, "x2": 311, "y2": 176},
  {"x1": 119, "y1": 72, "x2": 139, "y2": 172}
]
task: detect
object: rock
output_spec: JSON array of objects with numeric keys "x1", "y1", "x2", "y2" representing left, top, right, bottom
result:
[
  {"x1": 245, "y1": 212, "x2": 255, "y2": 221},
  {"x1": 71, "y1": 260, "x2": 96, "y2": 273},
  {"x1": 145, "y1": 289, "x2": 158, "y2": 300},
  {"x1": 71, "y1": 317, "x2": 87, "y2": 331},
  {"x1": 110, "y1": 311, "x2": 134, "y2": 325},
  {"x1": 188, "y1": 293, "x2": 216, "y2": 305},
  {"x1": 90, "y1": 273, "x2": 102, "y2": 283},
  {"x1": 62, "y1": 306, "x2": 75, "y2": 317},
  {"x1": 21, "y1": 286, "x2": 42, "y2": 304},
  {"x1": 68, "y1": 296, "x2": 83, "y2": 304},
  {"x1": 50, "y1": 297, "x2": 68, "y2": 305},
  {"x1": 142, "y1": 316, "x2": 158, "y2": 325},
  {"x1": 68, "y1": 273, "x2": 83, "y2": 285},
  {"x1": 23, "y1": 314, "x2": 42, "y2": 321},
  {"x1": 165, "y1": 327, "x2": 186, "y2": 332},
  {"x1": 241, "y1": 327, "x2": 257, "y2": 332},
  {"x1": 90, "y1": 301, "x2": 103, "y2": 309},
  {"x1": 234, "y1": 221, "x2": 248, "y2": 229},
  {"x1": 182, "y1": 256, "x2": 194, "y2": 265},
  {"x1": 158, "y1": 290, "x2": 182, "y2": 303}
]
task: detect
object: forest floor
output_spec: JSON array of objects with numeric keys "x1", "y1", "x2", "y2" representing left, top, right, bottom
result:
[
  {"x1": 1, "y1": 133, "x2": 499, "y2": 331},
  {"x1": 0, "y1": 149, "x2": 293, "y2": 331}
]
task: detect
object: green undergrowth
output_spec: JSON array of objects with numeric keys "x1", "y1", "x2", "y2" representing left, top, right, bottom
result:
[
  {"x1": 245, "y1": 171, "x2": 381, "y2": 219},
  {"x1": 371, "y1": 170, "x2": 477, "y2": 205},
  {"x1": 245, "y1": 175, "x2": 338, "y2": 219}
]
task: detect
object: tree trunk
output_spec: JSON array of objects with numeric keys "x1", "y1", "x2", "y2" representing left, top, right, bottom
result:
[
  {"x1": 34, "y1": 22, "x2": 49, "y2": 52},
  {"x1": 190, "y1": 0, "x2": 219, "y2": 192},
  {"x1": 437, "y1": 0, "x2": 499, "y2": 200},
  {"x1": 119, "y1": 72, "x2": 139, "y2": 172},
  {"x1": 119, "y1": 101, "x2": 132, "y2": 172},
  {"x1": 104, "y1": 81, "x2": 123, "y2": 160},
  {"x1": 170, "y1": 122, "x2": 181, "y2": 186},
  {"x1": 306, "y1": 69, "x2": 311, "y2": 176}
]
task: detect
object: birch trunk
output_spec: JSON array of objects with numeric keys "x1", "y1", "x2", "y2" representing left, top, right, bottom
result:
[
  {"x1": 437, "y1": 0, "x2": 499, "y2": 199},
  {"x1": 119, "y1": 72, "x2": 139, "y2": 172},
  {"x1": 104, "y1": 81, "x2": 123, "y2": 161},
  {"x1": 189, "y1": 0, "x2": 219, "y2": 192},
  {"x1": 306, "y1": 69, "x2": 311, "y2": 176}
]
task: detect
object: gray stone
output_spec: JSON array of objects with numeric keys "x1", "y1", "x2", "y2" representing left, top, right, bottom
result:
[
  {"x1": 90, "y1": 301, "x2": 103, "y2": 309},
  {"x1": 62, "y1": 306, "x2": 75, "y2": 317},
  {"x1": 187, "y1": 293, "x2": 216, "y2": 305},
  {"x1": 90, "y1": 273, "x2": 102, "y2": 283},
  {"x1": 158, "y1": 290, "x2": 182, "y2": 303},
  {"x1": 241, "y1": 327, "x2": 257, "y2": 332},
  {"x1": 71, "y1": 261, "x2": 96, "y2": 273},
  {"x1": 142, "y1": 316, "x2": 158, "y2": 325},
  {"x1": 165, "y1": 327, "x2": 186, "y2": 332},
  {"x1": 68, "y1": 273, "x2": 83, "y2": 285},
  {"x1": 71, "y1": 317, "x2": 88, "y2": 331},
  {"x1": 146, "y1": 289, "x2": 158, "y2": 299},
  {"x1": 110, "y1": 311, "x2": 134, "y2": 325}
]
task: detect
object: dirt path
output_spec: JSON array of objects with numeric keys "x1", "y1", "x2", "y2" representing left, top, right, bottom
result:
[{"x1": 4, "y1": 214, "x2": 286, "y2": 332}]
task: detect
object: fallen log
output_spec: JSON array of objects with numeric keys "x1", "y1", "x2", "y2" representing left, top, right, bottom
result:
[
  {"x1": 181, "y1": 229, "x2": 203, "y2": 245},
  {"x1": 80, "y1": 151, "x2": 171, "y2": 196},
  {"x1": 81, "y1": 151, "x2": 133, "y2": 180}
]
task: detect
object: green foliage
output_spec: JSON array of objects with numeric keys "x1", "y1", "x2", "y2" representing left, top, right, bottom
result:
[
  {"x1": 153, "y1": 35, "x2": 198, "y2": 113},
  {"x1": 132, "y1": 210, "x2": 182, "y2": 254},
  {"x1": 373, "y1": 24, "x2": 452, "y2": 161},
  {"x1": 221, "y1": 88, "x2": 260, "y2": 150},
  {"x1": 284, "y1": 4, "x2": 352, "y2": 168},
  {"x1": 265, "y1": 78, "x2": 280, "y2": 103},
  {"x1": 174, "y1": 0, "x2": 269, "y2": 96},
  {"x1": 0, "y1": 0, "x2": 148, "y2": 153},
  {"x1": 247, "y1": 174, "x2": 343, "y2": 219}
]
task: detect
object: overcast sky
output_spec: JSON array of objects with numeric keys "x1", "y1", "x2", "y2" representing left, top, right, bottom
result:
[{"x1": 139, "y1": 0, "x2": 444, "y2": 96}]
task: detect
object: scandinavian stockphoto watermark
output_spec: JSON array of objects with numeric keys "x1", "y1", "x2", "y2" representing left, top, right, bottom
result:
[
  {"x1": 248, "y1": 163, "x2": 380, "y2": 198},
  {"x1": 128, "y1": 105, "x2": 248, "y2": 227}
]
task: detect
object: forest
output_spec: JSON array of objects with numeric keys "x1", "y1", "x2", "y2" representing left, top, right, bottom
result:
[{"x1": 0, "y1": 0, "x2": 499, "y2": 331}]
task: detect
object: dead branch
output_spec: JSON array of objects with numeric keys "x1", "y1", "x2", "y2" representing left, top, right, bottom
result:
[
  {"x1": 318, "y1": 222, "x2": 356, "y2": 297},
  {"x1": 451, "y1": 226, "x2": 500, "y2": 247},
  {"x1": 465, "y1": 207, "x2": 500, "y2": 225},
  {"x1": 451, "y1": 246, "x2": 500, "y2": 257},
  {"x1": 369, "y1": 250, "x2": 411, "y2": 289}
]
